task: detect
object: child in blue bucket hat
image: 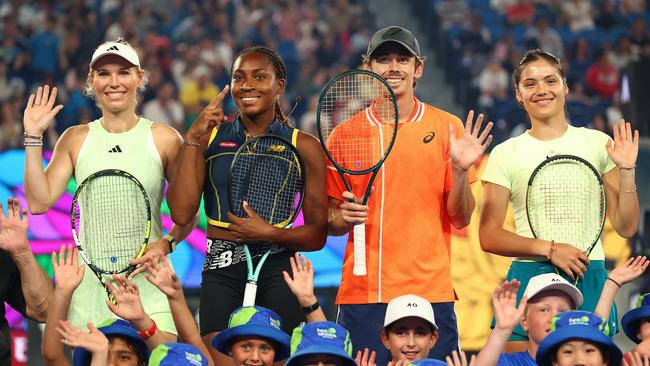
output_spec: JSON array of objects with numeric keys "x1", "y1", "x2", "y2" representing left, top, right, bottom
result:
[
  {"x1": 622, "y1": 293, "x2": 650, "y2": 346},
  {"x1": 212, "y1": 306, "x2": 291, "y2": 365},
  {"x1": 285, "y1": 321, "x2": 357, "y2": 366},
  {"x1": 148, "y1": 342, "x2": 208, "y2": 366},
  {"x1": 71, "y1": 318, "x2": 149, "y2": 366},
  {"x1": 536, "y1": 311, "x2": 622, "y2": 366}
]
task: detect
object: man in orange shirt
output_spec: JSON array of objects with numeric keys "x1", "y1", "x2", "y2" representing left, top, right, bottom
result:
[{"x1": 326, "y1": 26, "x2": 493, "y2": 363}]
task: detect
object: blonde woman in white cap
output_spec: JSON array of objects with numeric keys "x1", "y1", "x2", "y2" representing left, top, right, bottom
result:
[{"x1": 22, "y1": 38, "x2": 197, "y2": 340}]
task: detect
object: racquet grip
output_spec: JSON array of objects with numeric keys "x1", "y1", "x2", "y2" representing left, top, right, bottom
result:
[
  {"x1": 352, "y1": 223, "x2": 367, "y2": 276},
  {"x1": 243, "y1": 281, "x2": 258, "y2": 307}
]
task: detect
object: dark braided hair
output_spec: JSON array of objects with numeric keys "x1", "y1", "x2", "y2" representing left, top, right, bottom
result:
[{"x1": 231, "y1": 46, "x2": 291, "y2": 126}]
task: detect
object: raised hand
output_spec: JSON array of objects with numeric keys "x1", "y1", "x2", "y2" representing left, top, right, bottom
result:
[
  {"x1": 186, "y1": 85, "x2": 230, "y2": 144},
  {"x1": 57, "y1": 320, "x2": 108, "y2": 355},
  {"x1": 227, "y1": 201, "x2": 276, "y2": 243},
  {"x1": 449, "y1": 110, "x2": 494, "y2": 170},
  {"x1": 355, "y1": 348, "x2": 377, "y2": 366},
  {"x1": 608, "y1": 256, "x2": 649, "y2": 286},
  {"x1": 105, "y1": 275, "x2": 147, "y2": 323},
  {"x1": 493, "y1": 280, "x2": 527, "y2": 332},
  {"x1": 446, "y1": 350, "x2": 476, "y2": 366},
  {"x1": 23, "y1": 85, "x2": 64, "y2": 136},
  {"x1": 145, "y1": 253, "x2": 182, "y2": 300},
  {"x1": 282, "y1": 253, "x2": 317, "y2": 306},
  {"x1": 0, "y1": 198, "x2": 30, "y2": 256},
  {"x1": 624, "y1": 351, "x2": 650, "y2": 366},
  {"x1": 606, "y1": 120, "x2": 639, "y2": 169},
  {"x1": 549, "y1": 242, "x2": 589, "y2": 280},
  {"x1": 52, "y1": 244, "x2": 85, "y2": 293}
]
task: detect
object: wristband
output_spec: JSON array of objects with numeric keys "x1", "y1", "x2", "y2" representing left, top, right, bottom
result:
[
  {"x1": 606, "y1": 277, "x2": 621, "y2": 288},
  {"x1": 23, "y1": 133, "x2": 43, "y2": 140},
  {"x1": 183, "y1": 139, "x2": 201, "y2": 148},
  {"x1": 137, "y1": 319, "x2": 157, "y2": 339},
  {"x1": 302, "y1": 300, "x2": 320, "y2": 314},
  {"x1": 162, "y1": 233, "x2": 177, "y2": 253}
]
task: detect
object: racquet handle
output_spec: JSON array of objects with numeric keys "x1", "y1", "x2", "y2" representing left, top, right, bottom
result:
[
  {"x1": 352, "y1": 223, "x2": 367, "y2": 276},
  {"x1": 243, "y1": 281, "x2": 257, "y2": 307}
]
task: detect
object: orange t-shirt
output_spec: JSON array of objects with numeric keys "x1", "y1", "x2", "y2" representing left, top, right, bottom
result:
[{"x1": 326, "y1": 98, "x2": 477, "y2": 304}]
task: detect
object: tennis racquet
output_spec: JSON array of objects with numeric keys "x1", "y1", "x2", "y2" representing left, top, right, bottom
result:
[
  {"x1": 228, "y1": 134, "x2": 305, "y2": 306},
  {"x1": 71, "y1": 169, "x2": 151, "y2": 304},
  {"x1": 317, "y1": 70, "x2": 398, "y2": 276},
  {"x1": 526, "y1": 155, "x2": 606, "y2": 264}
]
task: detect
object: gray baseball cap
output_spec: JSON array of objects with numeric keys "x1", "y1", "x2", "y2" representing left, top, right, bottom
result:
[{"x1": 367, "y1": 26, "x2": 421, "y2": 57}]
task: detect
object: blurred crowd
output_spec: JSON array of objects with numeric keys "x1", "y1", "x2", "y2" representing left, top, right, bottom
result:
[
  {"x1": 417, "y1": 0, "x2": 650, "y2": 146},
  {"x1": 0, "y1": 0, "x2": 376, "y2": 150}
]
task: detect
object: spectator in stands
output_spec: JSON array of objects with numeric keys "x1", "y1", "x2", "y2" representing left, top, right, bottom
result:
[
  {"x1": 0, "y1": 198, "x2": 52, "y2": 366},
  {"x1": 143, "y1": 82, "x2": 185, "y2": 132},
  {"x1": 610, "y1": 36, "x2": 636, "y2": 71},
  {"x1": 629, "y1": 18, "x2": 650, "y2": 58},
  {"x1": 29, "y1": 15, "x2": 59, "y2": 82},
  {"x1": 478, "y1": 59, "x2": 509, "y2": 109},
  {"x1": 560, "y1": 0, "x2": 595, "y2": 32},
  {"x1": 595, "y1": 0, "x2": 622, "y2": 32},
  {"x1": 620, "y1": 0, "x2": 647, "y2": 15},
  {"x1": 54, "y1": 69, "x2": 93, "y2": 139},
  {"x1": 180, "y1": 65, "x2": 220, "y2": 118},
  {"x1": 434, "y1": 0, "x2": 470, "y2": 30},
  {"x1": 505, "y1": 0, "x2": 535, "y2": 26},
  {"x1": 567, "y1": 37, "x2": 592, "y2": 82},
  {"x1": 525, "y1": 16, "x2": 564, "y2": 59},
  {"x1": 586, "y1": 48, "x2": 620, "y2": 100}
]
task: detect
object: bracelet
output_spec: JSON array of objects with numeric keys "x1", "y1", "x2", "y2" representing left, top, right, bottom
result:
[
  {"x1": 546, "y1": 240, "x2": 556, "y2": 261},
  {"x1": 624, "y1": 186, "x2": 637, "y2": 193},
  {"x1": 618, "y1": 164, "x2": 636, "y2": 170},
  {"x1": 23, "y1": 133, "x2": 43, "y2": 140},
  {"x1": 301, "y1": 300, "x2": 320, "y2": 314},
  {"x1": 183, "y1": 139, "x2": 201, "y2": 148},
  {"x1": 137, "y1": 319, "x2": 157, "y2": 339},
  {"x1": 606, "y1": 277, "x2": 622, "y2": 288},
  {"x1": 162, "y1": 233, "x2": 177, "y2": 253},
  {"x1": 23, "y1": 141, "x2": 43, "y2": 147}
]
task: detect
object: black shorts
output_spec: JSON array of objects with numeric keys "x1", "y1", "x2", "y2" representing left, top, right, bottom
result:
[{"x1": 199, "y1": 240, "x2": 304, "y2": 336}]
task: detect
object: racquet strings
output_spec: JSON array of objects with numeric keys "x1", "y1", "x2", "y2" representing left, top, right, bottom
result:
[
  {"x1": 320, "y1": 73, "x2": 396, "y2": 172},
  {"x1": 230, "y1": 136, "x2": 303, "y2": 226},
  {"x1": 73, "y1": 175, "x2": 149, "y2": 273},
  {"x1": 527, "y1": 158, "x2": 605, "y2": 252}
]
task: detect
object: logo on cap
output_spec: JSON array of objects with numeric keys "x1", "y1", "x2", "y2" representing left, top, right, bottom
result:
[
  {"x1": 107, "y1": 45, "x2": 119, "y2": 51},
  {"x1": 407, "y1": 302, "x2": 418, "y2": 307},
  {"x1": 316, "y1": 327, "x2": 338, "y2": 339}
]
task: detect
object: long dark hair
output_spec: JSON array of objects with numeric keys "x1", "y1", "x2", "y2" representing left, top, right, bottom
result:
[{"x1": 231, "y1": 46, "x2": 290, "y2": 126}]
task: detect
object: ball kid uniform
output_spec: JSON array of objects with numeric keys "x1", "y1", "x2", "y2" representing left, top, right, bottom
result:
[
  {"x1": 481, "y1": 125, "x2": 618, "y2": 340},
  {"x1": 327, "y1": 98, "x2": 477, "y2": 362},
  {"x1": 200, "y1": 118, "x2": 304, "y2": 336},
  {"x1": 68, "y1": 117, "x2": 177, "y2": 336}
]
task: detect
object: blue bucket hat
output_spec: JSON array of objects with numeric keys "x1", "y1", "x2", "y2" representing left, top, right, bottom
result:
[
  {"x1": 622, "y1": 293, "x2": 650, "y2": 343},
  {"x1": 284, "y1": 322, "x2": 356, "y2": 366},
  {"x1": 148, "y1": 342, "x2": 207, "y2": 366},
  {"x1": 410, "y1": 358, "x2": 448, "y2": 366},
  {"x1": 73, "y1": 318, "x2": 149, "y2": 366},
  {"x1": 536, "y1": 311, "x2": 621, "y2": 366},
  {"x1": 211, "y1": 306, "x2": 290, "y2": 361}
]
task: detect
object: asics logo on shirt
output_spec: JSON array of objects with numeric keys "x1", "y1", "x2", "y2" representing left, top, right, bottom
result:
[
  {"x1": 423, "y1": 131, "x2": 435, "y2": 144},
  {"x1": 108, "y1": 145, "x2": 123, "y2": 153}
]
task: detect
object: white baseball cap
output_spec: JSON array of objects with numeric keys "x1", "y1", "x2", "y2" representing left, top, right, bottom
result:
[
  {"x1": 523, "y1": 273, "x2": 583, "y2": 308},
  {"x1": 384, "y1": 294, "x2": 437, "y2": 330},
  {"x1": 89, "y1": 40, "x2": 141, "y2": 69}
]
